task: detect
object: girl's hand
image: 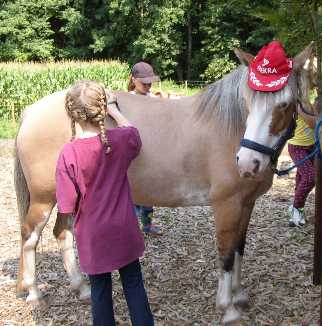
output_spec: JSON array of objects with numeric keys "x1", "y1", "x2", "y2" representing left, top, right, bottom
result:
[
  {"x1": 106, "y1": 103, "x2": 132, "y2": 127},
  {"x1": 312, "y1": 97, "x2": 319, "y2": 115},
  {"x1": 297, "y1": 99, "x2": 318, "y2": 129},
  {"x1": 106, "y1": 104, "x2": 119, "y2": 118}
]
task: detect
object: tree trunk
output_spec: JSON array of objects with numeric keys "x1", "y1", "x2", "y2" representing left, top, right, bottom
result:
[
  {"x1": 312, "y1": 0, "x2": 322, "y2": 286},
  {"x1": 186, "y1": 14, "x2": 192, "y2": 81}
]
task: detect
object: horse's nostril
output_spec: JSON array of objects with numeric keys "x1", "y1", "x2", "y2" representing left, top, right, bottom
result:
[
  {"x1": 253, "y1": 159, "x2": 260, "y2": 174},
  {"x1": 236, "y1": 155, "x2": 239, "y2": 163},
  {"x1": 243, "y1": 171, "x2": 252, "y2": 178}
]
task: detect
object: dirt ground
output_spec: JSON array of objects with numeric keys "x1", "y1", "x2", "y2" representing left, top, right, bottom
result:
[{"x1": 0, "y1": 139, "x2": 320, "y2": 326}]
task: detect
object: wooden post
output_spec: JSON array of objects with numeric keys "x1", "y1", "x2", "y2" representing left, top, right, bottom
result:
[
  {"x1": 11, "y1": 102, "x2": 16, "y2": 126},
  {"x1": 185, "y1": 80, "x2": 188, "y2": 96},
  {"x1": 314, "y1": 157, "x2": 322, "y2": 285},
  {"x1": 312, "y1": 0, "x2": 322, "y2": 286},
  {"x1": 310, "y1": 1, "x2": 322, "y2": 324}
]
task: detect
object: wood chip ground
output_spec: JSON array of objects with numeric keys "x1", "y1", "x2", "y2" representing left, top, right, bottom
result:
[{"x1": 0, "y1": 140, "x2": 320, "y2": 325}]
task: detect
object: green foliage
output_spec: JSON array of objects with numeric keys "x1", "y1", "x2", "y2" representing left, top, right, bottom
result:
[
  {"x1": 0, "y1": 119, "x2": 17, "y2": 138},
  {"x1": 0, "y1": 60, "x2": 130, "y2": 120},
  {"x1": 130, "y1": 1, "x2": 186, "y2": 78},
  {"x1": 201, "y1": 55, "x2": 237, "y2": 82},
  {"x1": 0, "y1": 0, "x2": 68, "y2": 60},
  {"x1": 152, "y1": 80, "x2": 201, "y2": 96},
  {"x1": 0, "y1": 0, "x2": 320, "y2": 80},
  {"x1": 198, "y1": 1, "x2": 275, "y2": 80},
  {"x1": 253, "y1": 1, "x2": 319, "y2": 55}
]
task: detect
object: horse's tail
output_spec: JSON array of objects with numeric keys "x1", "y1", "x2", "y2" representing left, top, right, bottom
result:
[{"x1": 14, "y1": 138, "x2": 30, "y2": 225}]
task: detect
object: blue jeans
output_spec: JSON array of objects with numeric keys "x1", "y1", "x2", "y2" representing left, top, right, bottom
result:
[
  {"x1": 89, "y1": 259, "x2": 154, "y2": 326},
  {"x1": 135, "y1": 205, "x2": 154, "y2": 226}
]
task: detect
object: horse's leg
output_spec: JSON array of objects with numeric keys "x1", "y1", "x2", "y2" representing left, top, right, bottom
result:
[
  {"x1": 16, "y1": 243, "x2": 26, "y2": 296},
  {"x1": 232, "y1": 203, "x2": 254, "y2": 309},
  {"x1": 214, "y1": 197, "x2": 243, "y2": 324},
  {"x1": 53, "y1": 213, "x2": 90, "y2": 301},
  {"x1": 20, "y1": 200, "x2": 54, "y2": 304}
]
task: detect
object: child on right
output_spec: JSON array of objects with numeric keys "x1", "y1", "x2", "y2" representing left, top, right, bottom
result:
[{"x1": 288, "y1": 97, "x2": 319, "y2": 227}]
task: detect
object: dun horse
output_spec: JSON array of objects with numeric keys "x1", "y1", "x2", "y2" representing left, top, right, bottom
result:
[{"x1": 14, "y1": 43, "x2": 313, "y2": 323}]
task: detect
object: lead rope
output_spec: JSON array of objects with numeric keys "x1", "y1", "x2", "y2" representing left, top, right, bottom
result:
[{"x1": 275, "y1": 116, "x2": 322, "y2": 176}]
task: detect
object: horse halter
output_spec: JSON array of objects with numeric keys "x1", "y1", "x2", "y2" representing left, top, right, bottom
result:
[
  {"x1": 240, "y1": 111, "x2": 297, "y2": 167},
  {"x1": 239, "y1": 64, "x2": 317, "y2": 171}
]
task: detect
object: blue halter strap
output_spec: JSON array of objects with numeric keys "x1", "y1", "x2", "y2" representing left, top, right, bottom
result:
[{"x1": 240, "y1": 111, "x2": 297, "y2": 168}]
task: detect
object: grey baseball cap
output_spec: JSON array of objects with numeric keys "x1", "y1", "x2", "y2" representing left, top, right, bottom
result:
[{"x1": 131, "y1": 62, "x2": 160, "y2": 83}]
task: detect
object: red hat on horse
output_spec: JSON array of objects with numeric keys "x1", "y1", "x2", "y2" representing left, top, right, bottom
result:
[{"x1": 248, "y1": 40, "x2": 293, "y2": 92}]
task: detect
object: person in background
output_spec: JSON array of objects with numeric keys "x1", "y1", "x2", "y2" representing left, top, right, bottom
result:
[
  {"x1": 288, "y1": 97, "x2": 319, "y2": 227},
  {"x1": 128, "y1": 61, "x2": 163, "y2": 236},
  {"x1": 56, "y1": 80, "x2": 154, "y2": 325}
]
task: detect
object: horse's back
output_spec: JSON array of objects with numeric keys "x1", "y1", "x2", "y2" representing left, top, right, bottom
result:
[
  {"x1": 16, "y1": 90, "x2": 71, "y2": 198},
  {"x1": 19, "y1": 90, "x2": 69, "y2": 139}
]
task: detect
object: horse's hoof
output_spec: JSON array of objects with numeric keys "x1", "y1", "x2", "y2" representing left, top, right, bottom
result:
[
  {"x1": 217, "y1": 298, "x2": 233, "y2": 312},
  {"x1": 233, "y1": 291, "x2": 249, "y2": 310},
  {"x1": 216, "y1": 295, "x2": 230, "y2": 311},
  {"x1": 222, "y1": 304, "x2": 241, "y2": 325},
  {"x1": 27, "y1": 297, "x2": 48, "y2": 311},
  {"x1": 16, "y1": 282, "x2": 26, "y2": 298},
  {"x1": 16, "y1": 289, "x2": 26, "y2": 299}
]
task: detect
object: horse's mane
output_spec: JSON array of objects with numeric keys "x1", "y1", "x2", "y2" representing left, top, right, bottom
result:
[
  {"x1": 196, "y1": 64, "x2": 312, "y2": 135},
  {"x1": 196, "y1": 66, "x2": 248, "y2": 136}
]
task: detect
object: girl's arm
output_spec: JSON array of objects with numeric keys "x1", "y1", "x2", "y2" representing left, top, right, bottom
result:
[
  {"x1": 297, "y1": 101, "x2": 318, "y2": 129},
  {"x1": 107, "y1": 104, "x2": 132, "y2": 127},
  {"x1": 56, "y1": 149, "x2": 78, "y2": 215}
]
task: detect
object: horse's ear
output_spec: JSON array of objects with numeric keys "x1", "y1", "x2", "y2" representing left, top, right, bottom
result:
[
  {"x1": 293, "y1": 41, "x2": 314, "y2": 72},
  {"x1": 234, "y1": 48, "x2": 254, "y2": 66}
]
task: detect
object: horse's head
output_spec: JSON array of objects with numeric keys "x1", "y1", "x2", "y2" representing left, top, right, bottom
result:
[{"x1": 234, "y1": 41, "x2": 314, "y2": 179}]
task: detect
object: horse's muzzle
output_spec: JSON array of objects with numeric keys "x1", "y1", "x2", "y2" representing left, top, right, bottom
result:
[{"x1": 236, "y1": 148, "x2": 270, "y2": 179}]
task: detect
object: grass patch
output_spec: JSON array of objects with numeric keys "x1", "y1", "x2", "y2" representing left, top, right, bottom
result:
[
  {"x1": 0, "y1": 119, "x2": 18, "y2": 139},
  {"x1": 152, "y1": 80, "x2": 202, "y2": 96}
]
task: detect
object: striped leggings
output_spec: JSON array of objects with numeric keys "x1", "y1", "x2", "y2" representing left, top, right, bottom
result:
[{"x1": 288, "y1": 143, "x2": 315, "y2": 209}]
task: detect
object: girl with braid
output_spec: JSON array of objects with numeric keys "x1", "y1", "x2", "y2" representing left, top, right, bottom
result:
[{"x1": 56, "y1": 80, "x2": 154, "y2": 326}]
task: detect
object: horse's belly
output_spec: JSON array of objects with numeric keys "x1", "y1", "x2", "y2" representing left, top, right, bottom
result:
[
  {"x1": 173, "y1": 185, "x2": 211, "y2": 206},
  {"x1": 130, "y1": 179, "x2": 211, "y2": 207}
]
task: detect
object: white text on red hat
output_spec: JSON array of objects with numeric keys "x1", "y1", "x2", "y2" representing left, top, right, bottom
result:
[{"x1": 257, "y1": 65, "x2": 277, "y2": 74}]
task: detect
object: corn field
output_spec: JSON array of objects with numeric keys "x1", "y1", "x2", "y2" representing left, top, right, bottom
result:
[{"x1": 0, "y1": 60, "x2": 130, "y2": 121}]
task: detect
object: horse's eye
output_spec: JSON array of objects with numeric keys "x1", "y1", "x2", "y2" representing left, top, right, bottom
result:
[{"x1": 279, "y1": 102, "x2": 288, "y2": 110}]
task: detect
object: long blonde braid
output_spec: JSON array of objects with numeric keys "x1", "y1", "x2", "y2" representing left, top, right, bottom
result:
[{"x1": 65, "y1": 80, "x2": 111, "y2": 153}]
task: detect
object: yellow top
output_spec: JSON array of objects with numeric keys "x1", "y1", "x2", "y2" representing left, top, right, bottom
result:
[{"x1": 288, "y1": 115, "x2": 315, "y2": 146}]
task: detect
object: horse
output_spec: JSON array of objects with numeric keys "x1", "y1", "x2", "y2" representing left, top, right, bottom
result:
[{"x1": 14, "y1": 43, "x2": 313, "y2": 323}]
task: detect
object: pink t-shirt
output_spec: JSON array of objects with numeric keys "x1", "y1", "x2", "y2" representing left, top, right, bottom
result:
[{"x1": 55, "y1": 126, "x2": 144, "y2": 275}]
